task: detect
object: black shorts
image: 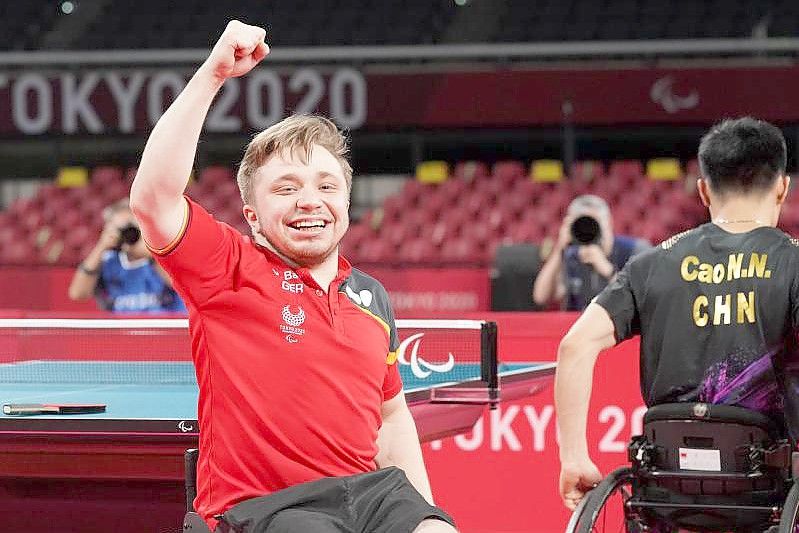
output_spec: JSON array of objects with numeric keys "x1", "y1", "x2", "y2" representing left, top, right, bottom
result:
[{"x1": 214, "y1": 467, "x2": 455, "y2": 533}]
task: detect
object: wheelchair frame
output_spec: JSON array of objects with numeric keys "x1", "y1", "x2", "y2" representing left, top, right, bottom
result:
[{"x1": 566, "y1": 403, "x2": 799, "y2": 533}]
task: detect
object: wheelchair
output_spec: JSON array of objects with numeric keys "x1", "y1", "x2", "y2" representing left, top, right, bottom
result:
[
  {"x1": 183, "y1": 448, "x2": 213, "y2": 533},
  {"x1": 566, "y1": 403, "x2": 799, "y2": 533}
]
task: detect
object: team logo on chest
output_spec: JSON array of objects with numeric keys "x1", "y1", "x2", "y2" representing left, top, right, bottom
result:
[{"x1": 280, "y1": 305, "x2": 306, "y2": 343}]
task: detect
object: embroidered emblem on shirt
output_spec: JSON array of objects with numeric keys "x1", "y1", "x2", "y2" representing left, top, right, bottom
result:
[
  {"x1": 281, "y1": 305, "x2": 306, "y2": 327},
  {"x1": 280, "y1": 305, "x2": 306, "y2": 343}
]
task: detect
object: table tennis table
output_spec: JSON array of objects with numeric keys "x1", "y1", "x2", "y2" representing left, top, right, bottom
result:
[
  {"x1": 0, "y1": 318, "x2": 555, "y2": 533},
  {"x1": 0, "y1": 359, "x2": 554, "y2": 442}
]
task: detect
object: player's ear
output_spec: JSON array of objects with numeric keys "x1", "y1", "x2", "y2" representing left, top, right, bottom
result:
[
  {"x1": 777, "y1": 174, "x2": 791, "y2": 205},
  {"x1": 696, "y1": 178, "x2": 711, "y2": 207},
  {"x1": 242, "y1": 204, "x2": 260, "y2": 232}
]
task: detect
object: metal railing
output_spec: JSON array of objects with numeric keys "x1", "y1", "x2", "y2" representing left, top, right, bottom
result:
[{"x1": 1, "y1": 37, "x2": 798, "y2": 66}]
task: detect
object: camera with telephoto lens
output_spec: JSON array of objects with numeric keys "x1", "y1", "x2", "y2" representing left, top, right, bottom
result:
[
  {"x1": 118, "y1": 224, "x2": 141, "y2": 246},
  {"x1": 570, "y1": 215, "x2": 601, "y2": 245}
]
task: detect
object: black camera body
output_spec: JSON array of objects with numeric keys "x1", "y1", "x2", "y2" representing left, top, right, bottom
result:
[
  {"x1": 119, "y1": 224, "x2": 141, "y2": 246},
  {"x1": 570, "y1": 215, "x2": 601, "y2": 245}
]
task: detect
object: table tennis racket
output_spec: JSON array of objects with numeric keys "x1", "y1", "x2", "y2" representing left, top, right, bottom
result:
[{"x1": 2, "y1": 403, "x2": 107, "y2": 415}]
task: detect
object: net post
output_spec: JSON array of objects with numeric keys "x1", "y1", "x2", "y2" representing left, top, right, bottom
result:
[{"x1": 480, "y1": 321, "x2": 499, "y2": 408}]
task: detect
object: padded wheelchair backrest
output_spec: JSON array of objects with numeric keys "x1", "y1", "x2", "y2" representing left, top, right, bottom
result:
[{"x1": 642, "y1": 403, "x2": 780, "y2": 473}]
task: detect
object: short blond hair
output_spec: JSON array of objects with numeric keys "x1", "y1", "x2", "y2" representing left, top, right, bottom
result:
[{"x1": 236, "y1": 114, "x2": 353, "y2": 204}]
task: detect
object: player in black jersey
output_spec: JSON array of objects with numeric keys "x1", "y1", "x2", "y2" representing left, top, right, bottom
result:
[{"x1": 555, "y1": 117, "x2": 799, "y2": 511}]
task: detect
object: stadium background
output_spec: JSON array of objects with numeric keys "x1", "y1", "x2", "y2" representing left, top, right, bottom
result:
[{"x1": 1, "y1": 0, "x2": 798, "y2": 531}]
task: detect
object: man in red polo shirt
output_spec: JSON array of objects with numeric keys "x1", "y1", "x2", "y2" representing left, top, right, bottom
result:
[{"x1": 130, "y1": 20, "x2": 456, "y2": 533}]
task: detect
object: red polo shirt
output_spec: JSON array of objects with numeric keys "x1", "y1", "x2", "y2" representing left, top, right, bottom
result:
[{"x1": 153, "y1": 198, "x2": 402, "y2": 528}]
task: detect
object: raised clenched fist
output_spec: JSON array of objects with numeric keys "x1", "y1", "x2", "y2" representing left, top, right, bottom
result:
[{"x1": 203, "y1": 20, "x2": 269, "y2": 81}]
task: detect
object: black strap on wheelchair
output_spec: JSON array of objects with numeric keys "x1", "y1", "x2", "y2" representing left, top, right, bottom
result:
[{"x1": 644, "y1": 403, "x2": 781, "y2": 438}]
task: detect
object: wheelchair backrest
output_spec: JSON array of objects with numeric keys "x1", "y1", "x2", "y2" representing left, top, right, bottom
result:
[{"x1": 640, "y1": 402, "x2": 782, "y2": 474}]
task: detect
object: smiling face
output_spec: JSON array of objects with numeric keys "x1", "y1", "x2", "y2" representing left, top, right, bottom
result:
[{"x1": 243, "y1": 144, "x2": 350, "y2": 267}]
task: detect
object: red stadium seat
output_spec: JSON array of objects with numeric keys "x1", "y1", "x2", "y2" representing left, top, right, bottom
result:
[
  {"x1": 380, "y1": 196, "x2": 405, "y2": 223},
  {"x1": 438, "y1": 176, "x2": 469, "y2": 196},
  {"x1": 98, "y1": 181, "x2": 129, "y2": 203},
  {"x1": 0, "y1": 242, "x2": 36, "y2": 264},
  {"x1": 19, "y1": 211, "x2": 46, "y2": 232},
  {"x1": 200, "y1": 166, "x2": 234, "y2": 185},
  {"x1": 418, "y1": 191, "x2": 449, "y2": 216},
  {"x1": 685, "y1": 159, "x2": 701, "y2": 180},
  {"x1": 571, "y1": 160, "x2": 607, "y2": 183},
  {"x1": 439, "y1": 236, "x2": 483, "y2": 263},
  {"x1": 400, "y1": 180, "x2": 429, "y2": 206},
  {"x1": 397, "y1": 238, "x2": 436, "y2": 263},
  {"x1": 453, "y1": 161, "x2": 490, "y2": 182},
  {"x1": 428, "y1": 221, "x2": 453, "y2": 246},
  {"x1": 469, "y1": 222, "x2": 493, "y2": 246},
  {"x1": 608, "y1": 160, "x2": 644, "y2": 182},
  {"x1": 492, "y1": 160, "x2": 526, "y2": 185},
  {"x1": 63, "y1": 225, "x2": 93, "y2": 250},
  {"x1": 91, "y1": 166, "x2": 124, "y2": 186},
  {"x1": 377, "y1": 219, "x2": 408, "y2": 248},
  {"x1": 358, "y1": 239, "x2": 391, "y2": 263}
]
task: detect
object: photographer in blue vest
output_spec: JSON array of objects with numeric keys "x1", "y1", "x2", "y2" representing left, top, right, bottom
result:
[
  {"x1": 68, "y1": 198, "x2": 186, "y2": 313},
  {"x1": 533, "y1": 195, "x2": 650, "y2": 311}
]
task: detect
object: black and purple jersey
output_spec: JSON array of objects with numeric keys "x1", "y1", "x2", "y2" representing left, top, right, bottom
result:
[{"x1": 595, "y1": 223, "x2": 799, "y2": 436}]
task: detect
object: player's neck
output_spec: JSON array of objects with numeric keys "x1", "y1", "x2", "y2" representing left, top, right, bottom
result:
[
  {"x1": 307, "y1": 252, "x2": 340, "y2": 293},
  {"x1": 710, "y1": 198, "x2": 776, "y2": 232},
  {"x1": 254, "y1": 234, "x2": 340, "y2": 292}
]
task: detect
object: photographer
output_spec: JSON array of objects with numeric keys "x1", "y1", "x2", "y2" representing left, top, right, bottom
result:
[
  {"x1": 68, "y1": 198, "x2": 186, "y2": 313},
  {"x1": 533, "y1": 195, "x2": 650, "y2": 311}
]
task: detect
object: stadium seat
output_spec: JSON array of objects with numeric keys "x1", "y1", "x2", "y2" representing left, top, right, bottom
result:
[
  {"x1": 397, "y1": 238, "x2": 435, "y2": 263},
  {"x1": 0, "y1": 242, "x2": 36, "y2": 264},
  {"x1": 491, "y1": 160, "x2": 525, "y2": 186},
  {"x1": 91, "y1": 166, "x2": 124, "y2": 185},
  {"x1": 530, "y1": 159, "x2": 565, "y2": 183},
  {"x1": 415, "y1": 161, "x2": 449, "y2": 184},
  {"x1": 646, "y1": 158, "x2": 683, "y2": 181},
  {"x1": 199, "y1": 166, "x2": 234, "y2": 185},
  {"x1": 685, "y1": 158, "x2": 701, "y2": 179},
  {"x1": 492, "y1": 160, "x2": 526, "y2": 184},
  {"x1": 440, "y1": 237, "x2": 483, "y2": 263},
  {"x1": 571, "y1": 160, "x2": 607, "y2": 183},
  {"x1": 453, "y1": 161, "x2": 490, "y2": 182},
  {"x1": 358, "y1": 239, "x2": 391, "y2": 263},
  {"x1": 56, "y1": 167, "x2": 89, "y2": 188},
  {"x1": 608, "y1": 160, "x2": 644, "y2": 182},
  {"x1": 400, "y1": 180, "x2": 428, "y2": 206}
]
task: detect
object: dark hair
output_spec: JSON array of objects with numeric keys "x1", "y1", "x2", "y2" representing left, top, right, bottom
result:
[{"x1": 698, "y1": 117, "x2": 786, "y2": 195}]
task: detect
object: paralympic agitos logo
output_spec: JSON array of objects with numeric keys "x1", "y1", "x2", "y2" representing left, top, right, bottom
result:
[{"x1": 396, "y1": 333, "x2": 455, "y2": 379}]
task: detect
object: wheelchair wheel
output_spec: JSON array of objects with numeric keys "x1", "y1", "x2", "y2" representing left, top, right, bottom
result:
[
  {"x1": 779, "y1": 482, "x2": 799, "y2": 532},
  {"x1": 566, "y1": 467, "x2": 644, "y2": 533}
]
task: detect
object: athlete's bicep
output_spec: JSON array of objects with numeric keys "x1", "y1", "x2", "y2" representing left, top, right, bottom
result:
[
  {"x1": 593, "y1": 264, "x2": 639, "y2": 342},
  {"x1": 133, "y1": 196, "x2": 188, "y2": 253},
  {"x1": 566, "y1": 303, "x2": 618, "y2": 352}
]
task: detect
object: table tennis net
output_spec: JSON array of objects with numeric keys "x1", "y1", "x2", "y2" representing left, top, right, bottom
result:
[{"x1": 0, "y1": 318, "x2": 495, "y2": 386}]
